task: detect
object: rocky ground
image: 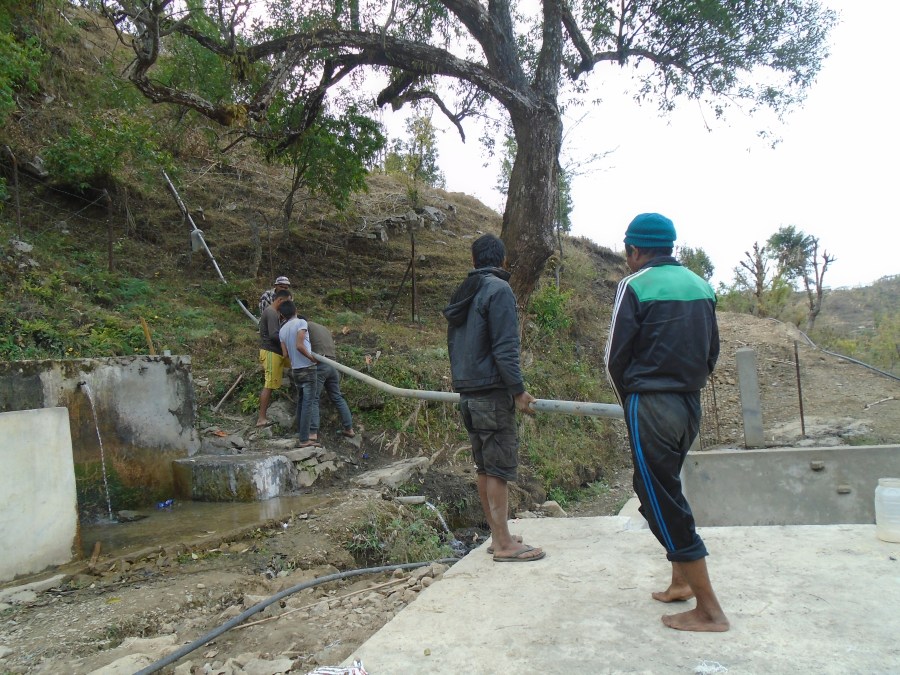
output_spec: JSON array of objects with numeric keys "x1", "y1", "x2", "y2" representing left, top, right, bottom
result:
[{"x1": 0, "y1": 312, "x2": 898, "y2": 674}]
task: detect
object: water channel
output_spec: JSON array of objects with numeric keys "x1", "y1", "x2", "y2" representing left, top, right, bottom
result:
[{"x1": 79, "y1": 494, "x2": 333, "y2": 559}]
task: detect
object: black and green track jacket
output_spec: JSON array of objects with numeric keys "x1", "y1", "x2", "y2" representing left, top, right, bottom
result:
[{"x1": 604, "y1": 256, "x2": 719, "y2": 406}]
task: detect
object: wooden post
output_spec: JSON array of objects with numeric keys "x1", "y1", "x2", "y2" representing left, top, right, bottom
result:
[
  {"x1": 386, "y1": 260, "x2": 412, "y2": 322},
  {"x1": 213, "y1": 372, "x2": 244, "y2": 412},
  {"x1": 5, "y1": 147, "x2": 22, "y2": 238},
  {"x1": 103, "y1": 189, "x2": 113, "y2": 272},
  {"x1": 88, "y1": 541, "x2": 102, "y2": 569},
  {"x1": 410, "y1": 227, "x2": 418, "y2": 322},
  {"x1": 794, "y1": 341, "x2": 806, "y2": 437},
  {"x1": 346, "y1": 236, "x2": 354, "y2": 306}
]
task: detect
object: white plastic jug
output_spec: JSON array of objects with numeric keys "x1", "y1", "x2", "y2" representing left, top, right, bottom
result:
[{"x1": 874, "y1": 478, "x2": 900, "y2": 543}]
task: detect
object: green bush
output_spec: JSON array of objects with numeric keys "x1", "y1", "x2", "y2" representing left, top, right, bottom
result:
[
  {"x1": 0, "y1": 26, "x2": 43, "y2": 123},
  {"x1": 345, "y1": 502, "x2": 452, "y2": 566},
  {"x1": 529, "y1": 283, "x2": 572, "y2": 332},
  {"x1": 43, "y1": 113, "x2": 173, "y2": 190}
]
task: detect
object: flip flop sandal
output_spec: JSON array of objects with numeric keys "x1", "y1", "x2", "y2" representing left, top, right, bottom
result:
[{"x1": 492, "y1": 544, "x2": 546, "y2": 563}]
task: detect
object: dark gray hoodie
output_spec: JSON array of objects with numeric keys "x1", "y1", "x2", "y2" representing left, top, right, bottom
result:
[{"x1": 442, "y1": 267, "x2": 525, "y2": 395}]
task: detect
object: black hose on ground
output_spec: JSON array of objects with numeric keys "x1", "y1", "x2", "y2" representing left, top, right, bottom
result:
[{"x1": 134, "y1": 558, "x2": 458, "y2": 675}]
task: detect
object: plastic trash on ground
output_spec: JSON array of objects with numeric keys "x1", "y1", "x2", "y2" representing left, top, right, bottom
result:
[{"x1": 305, "y1": 660, "x2": 367, "y2": 675}]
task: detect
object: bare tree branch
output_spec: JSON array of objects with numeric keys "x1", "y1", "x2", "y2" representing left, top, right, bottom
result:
[
  {"x1": 559, "y1": 0, "x2": 594, "y2": 76},
  {"x1": 389, "y1": 89, "x2": 470, "y2": 141}
]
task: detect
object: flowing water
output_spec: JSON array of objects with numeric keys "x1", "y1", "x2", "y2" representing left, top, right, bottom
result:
[
  {"x1": 80, "y1": 494, "x2": 332, "y2": 558},
  {"x1": 425, "y1": 501, "x2": 467, "y2": 556},
  {"x1": 79, "y1": 381, "x2": 114, "y2": 522}
]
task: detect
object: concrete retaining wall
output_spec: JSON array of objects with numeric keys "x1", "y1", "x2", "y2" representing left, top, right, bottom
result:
[
  {"x1": 173, "y1": 455, "x2": 292, "y2": 502},
  {"x1": 0, "y1": 356, "x2": 201, "y2": 511},
  {"x1": 684, "y1": 445, "x2": 900, "y2": 526},
  {"x1": 0, "y1": 408, "x2": 78, "y2": 582}
]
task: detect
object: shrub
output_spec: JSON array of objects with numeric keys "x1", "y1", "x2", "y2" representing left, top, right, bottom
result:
[
  {"x1": 529, "y1": 283, "x2": 572, "y2": 333},
  {"x1": 43, "y1": 113, "x2": 173, "y2": 190},
  {"x1": 0, "y1": 26, "x2": 43, "y2": 123},
  {"x1": 345, "y1": 502, "x2": 452, "y2": 566}
]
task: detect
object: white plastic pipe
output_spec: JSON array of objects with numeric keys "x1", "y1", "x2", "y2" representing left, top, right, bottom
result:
[{"x1": 312, "y1": 353, "x2": 624, "y2": 419}]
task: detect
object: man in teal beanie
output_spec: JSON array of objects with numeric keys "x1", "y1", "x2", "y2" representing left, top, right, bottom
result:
[{"x1": 604, "y1": 212, "x2": 729, "y2": 632}]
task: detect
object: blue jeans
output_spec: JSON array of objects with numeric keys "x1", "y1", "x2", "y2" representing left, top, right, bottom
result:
[
  {"x1": 310, "y1": 362, "x2": 353, "y2": 434},
  {"x1": 291, "y1": 366, "x2": 317, "y2": 441}
]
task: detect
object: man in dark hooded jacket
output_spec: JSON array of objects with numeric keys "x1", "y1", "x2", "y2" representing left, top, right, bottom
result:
[{"x1": 443, "y1": 234, "x2": 544, "y2": 563}]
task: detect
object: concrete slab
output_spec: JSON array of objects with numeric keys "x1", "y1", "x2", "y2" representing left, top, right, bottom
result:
[
  {"x1": 0, "y1": 407, "x2": 78, "y2": 581},
  {"x1": 346, "y1": 517, "x2": 900, "y2": 674}
]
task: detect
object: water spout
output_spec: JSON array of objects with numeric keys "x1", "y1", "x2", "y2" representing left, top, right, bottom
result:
[
  {"x1": 424, "y1": 501, "x2": 466, "y2": 556},
  {"x1": 79, "y1": 381, "x2": 115, "y2": 522}
]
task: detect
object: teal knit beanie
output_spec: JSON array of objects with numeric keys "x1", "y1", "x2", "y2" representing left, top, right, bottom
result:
[{"x1": 624, "y1": 213, "x2": 676, "y2": 248}]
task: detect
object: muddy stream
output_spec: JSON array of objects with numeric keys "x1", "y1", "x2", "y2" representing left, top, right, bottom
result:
[{"x1": 79, "y1": 495, "x2": 331, "y2": 559}]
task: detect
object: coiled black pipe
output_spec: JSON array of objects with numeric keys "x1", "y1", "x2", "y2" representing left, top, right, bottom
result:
[{"x1": 134, "y1": 558, "x2": 458, "y2": 675}]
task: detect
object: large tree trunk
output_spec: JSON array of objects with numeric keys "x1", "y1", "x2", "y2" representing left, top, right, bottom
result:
[{"x1": 502, "y1": 104, "x2": 562, "y2": 309}]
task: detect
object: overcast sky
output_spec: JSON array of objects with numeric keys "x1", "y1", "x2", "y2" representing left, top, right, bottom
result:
[{"x1": 384, "y1": 1, "x2": 896, "y2": 289}]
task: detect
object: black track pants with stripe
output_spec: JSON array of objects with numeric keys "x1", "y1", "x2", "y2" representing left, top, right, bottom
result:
[{"x1": 625, "y1": 391, "x2": 708, "y2": 562}]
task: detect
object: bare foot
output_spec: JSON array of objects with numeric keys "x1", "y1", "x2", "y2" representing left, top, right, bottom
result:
[
  {"x1": 661, "y1": 608, "x2": 730, "y2": 632},
  {"x1": 487, "y1": 534, "x2": 523, "y2": 555},
  {"x1": 652, "y1": 583, "x2": 694, "y2": 603}
]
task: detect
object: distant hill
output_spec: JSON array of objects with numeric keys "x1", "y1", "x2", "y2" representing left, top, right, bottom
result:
[{"x1": 819, "y1": 275, "x2": 900, "y2": 334}]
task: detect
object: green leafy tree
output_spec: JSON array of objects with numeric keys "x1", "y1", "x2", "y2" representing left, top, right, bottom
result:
[
  {"x1": 495, "y1": 133, "x2": 517, "y2": 196},
  {"x1": 767, "y1": 225, "x2": 815, "y2": 285},
  {"x1": 765, "y1": 225, "x2": 835, "y2": 330},
  {"x1": 385, "y1": 114, "x2": 445, "y2": 189},
  {"x1": 677, "y1": 245, "x2": 714, "y2": 281},
  {"x1": 102, "y1": 0, "x2": 837, "y2": 305},
  {"x1": 43, "y1": 112, "x2": 173, "y2": 190},
  {"x1": 529, "y1": 283, "x2": 572, "y2": 333},
  {"x1": 871, "y1": 311, "x2": 900, "y2": 373},
  {"x1": 262, "y1": 105, "x2": 385, "y2": 230}
]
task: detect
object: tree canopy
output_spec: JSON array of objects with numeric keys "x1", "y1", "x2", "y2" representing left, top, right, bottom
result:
[
  {"x1": 102, "y1": 0, "x2": 837, "y2": 302},
  {"x1": 678, "y1": 245, "x2": 714, "y2": 281}
]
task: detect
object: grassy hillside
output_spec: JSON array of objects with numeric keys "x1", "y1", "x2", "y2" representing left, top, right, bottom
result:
[
  {"x1": 5, "y1": 4, "x2": 891, "y2": 520},
  {"x1": 0, "y1": 3, "x2": 629, "y2": 511}
]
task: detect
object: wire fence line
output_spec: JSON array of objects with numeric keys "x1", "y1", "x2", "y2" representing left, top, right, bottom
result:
[{"x1": 6, "y1": 163, "x2": 893, "y2": 438}]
